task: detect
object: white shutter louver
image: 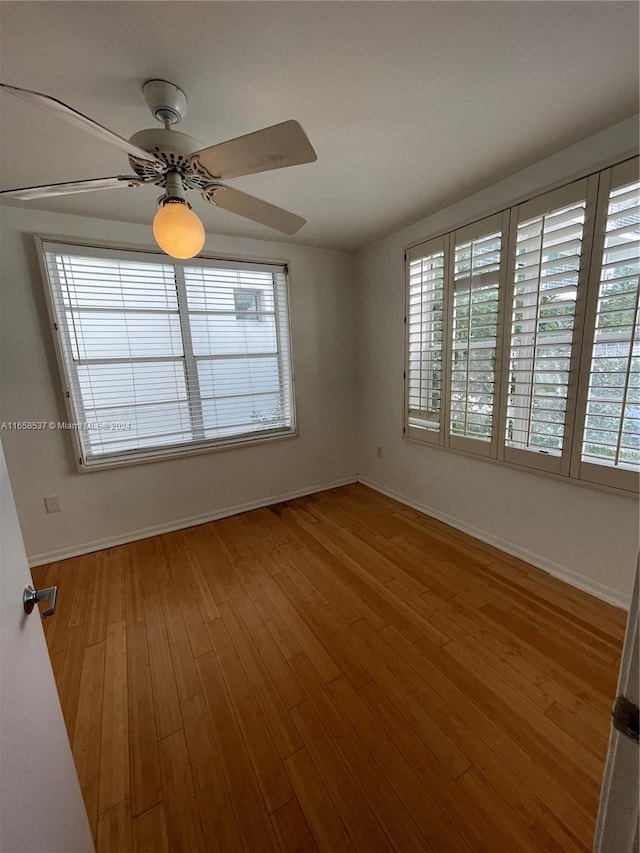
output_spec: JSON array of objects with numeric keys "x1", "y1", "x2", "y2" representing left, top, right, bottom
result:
[
  {"x1": 40, "y1": 242, "x2": 295, "y2": 468},
  {"x1": 579, "y1": 163, "x2": 640, "y2": 486},
  {"x1": 407, "y1": 236, "x2": 446, "y2": 441},
  {"x1": 450, "y1": 215, "x2": 505, "y2": 454},
  {"x1": 403, "y1": 163, "x2": 635, "y2": 493},
  {"x1": 503, "y1": 181, "x2": 594, "y2": 472}
]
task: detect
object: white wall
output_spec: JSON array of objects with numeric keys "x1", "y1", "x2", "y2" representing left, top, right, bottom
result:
[
  {"x1": 0, "y1": 207, "x2": 356, "y2": 562},
  {"x1": 1, "y1": 118, "x2": 638, "y2": 607},
  {"x1": 355, "y1": 116, "x2": 639, "y2": 608}
]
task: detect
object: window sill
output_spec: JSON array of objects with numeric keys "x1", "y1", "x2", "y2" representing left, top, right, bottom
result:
[{"x1": 76, "y1": 428, "x2": 298, "y2": 473}]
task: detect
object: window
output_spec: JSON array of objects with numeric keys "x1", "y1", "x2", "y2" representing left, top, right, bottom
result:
[
  {"x1": 404, "y1": 156, "x2": 639, "y2": 494},
  {"x1": 573, "y1": 159, "x2": 640, "y2": 491},
  {"x1": 503, "y1": 180, "x2": 596, "y2": 475},
  {"x1": 406, "y1": 236, "x2": 446, "y2": 442},
  {"x1": 449, "y1": 213, "x2": 507, "y2": 457},
  {"x1": 39, "y1": 241, "x2": 295, "y2": 468}
]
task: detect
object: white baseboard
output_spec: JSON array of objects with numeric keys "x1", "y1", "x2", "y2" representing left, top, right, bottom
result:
[
  {"x1": 28, "y1": 475, "x2": 358, "y2": 567},
  {"x1": 358, "y1": 476, "x2": 631, "y2": 611},
  {"x1": 28, "y1": 472, "x2": 630, "y2": 610}
]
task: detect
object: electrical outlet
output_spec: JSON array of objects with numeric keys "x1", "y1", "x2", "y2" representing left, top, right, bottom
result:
[
  {"x1": 376, "y1": 445, "x2": 384, "y2": 458},
  {"x1": 44, "y1": 495, "x2": 61, "y2": 514}
]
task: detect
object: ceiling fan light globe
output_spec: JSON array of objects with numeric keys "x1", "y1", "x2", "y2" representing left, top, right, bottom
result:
[{"x1": 153, "y1": 200, "x2": 205, "y2": 259}]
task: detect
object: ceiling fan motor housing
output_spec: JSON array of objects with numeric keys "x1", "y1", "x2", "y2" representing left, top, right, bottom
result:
[
  {"x1": 127, "y1": 128, "x2": 210, "y2": 188},
  {"x1": 142, "y1": 79, "x2": 188, "y2": 126}
]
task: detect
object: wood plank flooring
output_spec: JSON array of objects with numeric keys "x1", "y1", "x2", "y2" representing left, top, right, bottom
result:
[{"x1": 33, "y1": 483, "x2": 627, "y2": 852}]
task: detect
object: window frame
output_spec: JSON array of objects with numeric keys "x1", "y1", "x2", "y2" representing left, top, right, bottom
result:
[
  {"x1": 405, "y1": 233, "x2": 449, "y2": 446},
  {"x1": 497, "y1": 176, "x2": 599, "y2": 476},
  {"x1": 403, "y1": 157, "x2": 639, "y2": 497},
  {"x1": 35, "y1": 236, "x2": 298, "y2": 472},
  {"x1": 448, "y1": 211, "x2": 510, "y2": 459},
  {"x1": 570, "y1": 159, "x2": 640, "y2": 492}
]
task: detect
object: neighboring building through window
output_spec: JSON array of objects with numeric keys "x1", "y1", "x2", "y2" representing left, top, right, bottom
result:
[
  {"x1": 39, "y1": 242, "x2": 295, "y2": 468},
  {"x1": 233, "y1": 287, "x2": 263, "y2": 321}
]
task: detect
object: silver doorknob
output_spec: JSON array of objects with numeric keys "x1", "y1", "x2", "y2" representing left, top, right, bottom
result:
[{"x1": 23, "y1": 584, "x2": 58, "y2": 618}]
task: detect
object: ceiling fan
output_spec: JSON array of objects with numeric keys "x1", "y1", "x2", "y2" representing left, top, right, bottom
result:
[{"x1": 0, "y1": 79, "x2": 318, "y2": 258}]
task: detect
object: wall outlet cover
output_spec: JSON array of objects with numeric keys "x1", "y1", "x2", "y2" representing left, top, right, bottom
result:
[{"x1": 44, "y1": 496, "x2": 61, "y2": 514}]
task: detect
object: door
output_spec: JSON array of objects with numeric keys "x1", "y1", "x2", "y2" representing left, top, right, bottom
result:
[
  {"x1": 0, "y1": 440, "x2": 93, "y2": 853},
  {"x1": 594, "y1": 559, "x2": 639, "y2": 853}
]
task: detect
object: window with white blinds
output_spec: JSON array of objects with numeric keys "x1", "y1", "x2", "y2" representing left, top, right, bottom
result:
[
  {"x1": 404, "y1": 157, "x2": 639, "y2": 494},
  {"x1": 450, "y1": 215, "x2": 504, "y2": 454},
  {"x1": 504, "y1": 182, "x2": 591, "y2": 472},
  {"x1": 39, "y1": 241, "x2": 295, "y2": 468},
  {"x1": 577, "y1": 162, "x2": 640, "y2": 489},
  {"x1": 407, "y1": 237, "x2": 446, "y2": 440}
]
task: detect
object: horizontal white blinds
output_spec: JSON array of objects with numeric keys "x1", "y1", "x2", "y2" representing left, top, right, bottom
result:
[
  {"x1": 450, "y1": 227, "x2": 501, "y2": 442},
  {"x1": 582, "y1": 176, "x2": 640, "y2": 471},
  {"x1": 182, "y1": 265, "x2": 292, "y2": 441},
  {"x1": 41, "y1": 243, "x2": 294, "y2": 465},
  {"x1": 407, "y1": 240, "x2": 445, "y2": 432},
  {"x1": 505, "y1": 194, "x2": 587, "y2": 456}
]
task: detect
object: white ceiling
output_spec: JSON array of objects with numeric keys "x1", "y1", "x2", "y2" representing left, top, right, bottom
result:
[{"x1": 0, "y1": 1, "x2": 638, "y2": 251}]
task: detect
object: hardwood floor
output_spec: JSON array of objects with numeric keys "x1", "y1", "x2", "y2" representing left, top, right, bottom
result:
[{"x1": 33, "y1": 483, "x2": 627, "y2": 852}]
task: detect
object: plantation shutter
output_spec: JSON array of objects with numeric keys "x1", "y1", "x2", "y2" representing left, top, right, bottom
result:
[
  {"x1": 573, "y1": 158, "x2": 640, "y2": 491},
  {"x1": 406, "y1": 235, "x2": 448, "y2": 443},
  {"x1": 449, "y1": 213, "x2": 507, "y2": 456},
  {"x1": 502, "y1": 178, "x2": 597, "y2": 474},
  {"x1": 40, "y1": 241, "x2": 295, "y2": 468}
]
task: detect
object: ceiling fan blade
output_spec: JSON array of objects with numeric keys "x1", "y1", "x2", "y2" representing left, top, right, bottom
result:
[
  {"x1": 190, "y1": 120, "x2": 317, "y2": 181},
  {"x1": 0, "y1": 83, "x2": 164, "y2": 172},
  {"x1": 0, "y1": 176, "x2": 144, "y2": 200},
  {"x1": 201, "y1": 184, "x2": 306, "y2": 235}
]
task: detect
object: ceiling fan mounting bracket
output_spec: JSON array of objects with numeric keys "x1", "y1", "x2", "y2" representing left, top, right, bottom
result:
[
  {"x1": 190, "y1": 154, "x2": 221, "y2": 183},
  {"x1": 142, "y1": 79, "x2": 187, "y2": 126},
  {"x1": 201, "y1": 183, "x2": 225, "y2": 205}
]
